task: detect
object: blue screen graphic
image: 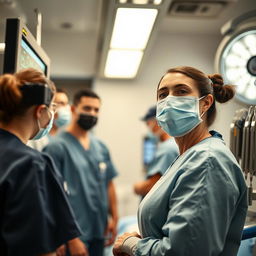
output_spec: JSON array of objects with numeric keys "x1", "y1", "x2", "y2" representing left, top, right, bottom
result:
[
  {"x1": 143, "y1": 138, "x2": 157, "y2": 166},
  {"x1": 18, "y1": 39, "x2": 46, "y2": 74}
]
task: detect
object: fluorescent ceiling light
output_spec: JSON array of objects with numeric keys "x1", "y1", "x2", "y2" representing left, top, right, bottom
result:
[
  {"x1": 104, "y1": 49, "x2": 143, "y2": 78},
  {"x1": 154, "y1": 0, "x2": 162, "y2": 4},
  {"x1": 0, "y1": 43, "x2": 5, "y2": 53},
  {"x1": 110, "y1": 8, "x2": 158, "y2": 50},
  {"x1": 133, "y1": 0, "x2": 148, "y2": 4}
]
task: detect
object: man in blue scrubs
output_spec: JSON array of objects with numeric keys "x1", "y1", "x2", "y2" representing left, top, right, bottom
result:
[
  {"x1": 43, "y1": 89, "x2": 118, "y2": 256},
  {"x1": 134, "y1": 106, "x2": 179, "y2": 196}
]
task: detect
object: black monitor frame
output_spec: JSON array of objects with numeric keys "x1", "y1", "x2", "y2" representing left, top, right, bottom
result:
[{"x1": 3, "y1": 18, "x2": 50, "y2": 77}]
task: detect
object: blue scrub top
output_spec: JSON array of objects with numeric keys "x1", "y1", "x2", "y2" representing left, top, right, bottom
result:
[
  {"x1": 146, "y1": 138, "x2": 179, "y2": 178},
  {"x1": 0, "y1": 129, "x2": 81, "y2": 256},
  {"x1": 43, "y1": 131, "x2": 118, "y2": 242},
  {"x1": 136, "y1": 131, "x2": 248, "y2": 256}
]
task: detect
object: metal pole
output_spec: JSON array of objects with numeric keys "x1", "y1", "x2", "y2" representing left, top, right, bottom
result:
[{"x1": 34, "y1": 8, "x2": 42, "y2": 46}]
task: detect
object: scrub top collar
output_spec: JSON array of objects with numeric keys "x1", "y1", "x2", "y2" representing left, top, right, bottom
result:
[
  {"x1": 209, "y1": 130, "x2": 223, "y2": 140},
  {"x1": 0, "y1": 128, "x2": 23, "y2": 143}
]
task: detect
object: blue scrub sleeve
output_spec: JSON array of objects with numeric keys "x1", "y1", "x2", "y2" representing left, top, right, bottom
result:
[
  {"x1": 105, "y1": 150, "x2": 118, "y2": 182},
  {"x1": 2, "y1": 155, "x2": 81, "y2": 255},
  {"x1": 136, "y1": 154, "x2": 246, "y2": 256},
  {"x1": 147, "y1": 152, "x2": 172, "y2": 177},
  {"x1": 43, "y1": 142, "x2": 64, "y2": 175}
]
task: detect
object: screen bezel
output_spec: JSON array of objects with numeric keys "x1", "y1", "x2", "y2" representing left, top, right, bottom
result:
[{"x1": 3, "y1": 18, "x2": 50, "y2": 77}]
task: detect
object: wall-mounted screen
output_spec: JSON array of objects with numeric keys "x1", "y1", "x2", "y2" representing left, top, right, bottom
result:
[
  {"x1": 3, "y1": 18, "x2": 50, "y2": 77},
  {"x1": 18, "y1": 38, "x2": 47, "y2": 74},
  {"x1": 143, "y1": 136, "x2": 157, "y2": 166}
]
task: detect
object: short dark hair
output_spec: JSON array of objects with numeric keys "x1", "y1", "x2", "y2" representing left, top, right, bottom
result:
[
  {"x1": 73, "y1": 88, "x2": 100, "y2": 106},
  {"x1": 56, "y1": 87, "x2": 68, "y2": 95}
]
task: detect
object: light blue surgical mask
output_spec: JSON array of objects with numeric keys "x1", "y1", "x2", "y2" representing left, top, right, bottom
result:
[
  {"x1": 156, "y1": 95, "x2": 205, "y2": 137},
  {"x1": 31, "y1": 109, "x2": 54, "y2": 140},
  {"x1": 54, "y1": 106, "x2": 71, "y2": 128}
]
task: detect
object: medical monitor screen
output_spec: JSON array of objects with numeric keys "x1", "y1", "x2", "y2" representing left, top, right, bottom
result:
[
  {"x1": 18, "y1": 38, "x2": 46, "y2": 74},
  {"x1": 143, "y1": 137, "x2": 157, "y2": 166},
  {"x1": 3, "y1": 18, "x2": 50, "y2": 77}
]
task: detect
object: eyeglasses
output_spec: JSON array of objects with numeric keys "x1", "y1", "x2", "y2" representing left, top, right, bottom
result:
[{"x1": 49, "y1": 102, "x2": 58, "y2": 114}]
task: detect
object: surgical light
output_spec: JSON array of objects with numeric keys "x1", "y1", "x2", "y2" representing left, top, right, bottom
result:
[{"x1": 215, "y1": 10, "x2": 256, "y2": 105}]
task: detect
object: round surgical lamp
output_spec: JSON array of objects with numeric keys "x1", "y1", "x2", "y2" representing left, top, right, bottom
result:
[{"x1": 215, "y1": 10, "x2": 256, "y2": 105}]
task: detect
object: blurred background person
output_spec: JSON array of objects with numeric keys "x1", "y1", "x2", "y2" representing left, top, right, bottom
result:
[
  {"x1": 27, "y1": 88, "x2": 71, "y2": 151},
  {"x1": 134, "y1": 105, "x2": 179, "y2": 197},
  {"x1": 43, "y1": 89, "x2": 118, "y2": 256},
  {"x1": 50, "y1": 88, "x2": 71, "y2": 136},
  {"x1": 0, "y1": 68, "x2": 81, "y2": 256}
]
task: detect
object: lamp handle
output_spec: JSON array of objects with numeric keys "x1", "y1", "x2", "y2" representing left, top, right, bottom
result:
[{"x1": 221, "y1": 9, "x2": 256, "y2": 36}]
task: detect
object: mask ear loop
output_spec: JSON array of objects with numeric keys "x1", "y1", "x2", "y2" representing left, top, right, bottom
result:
[{"x1": 198, "y1": 95, "x2": 207, "y2": 118}]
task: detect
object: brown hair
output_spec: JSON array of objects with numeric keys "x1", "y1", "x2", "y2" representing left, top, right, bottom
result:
[
  {"x1": 158, "y1": 66, "x2": 235, "y2": 126},
  {"x1": 0, "y1": 68, "x2": 55, "y2": 123}
]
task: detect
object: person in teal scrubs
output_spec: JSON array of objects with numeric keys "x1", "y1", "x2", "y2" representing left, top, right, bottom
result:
[
  {"x1": 27, "y1": 88, "x2": 71, "y2": 151},
  {"x1": 43, "y1": 89, "x2": 118, "y2": 256},
  {"x1": 134, "y1": 106, "x2": 179, "y2": 197},
  {"x1": 113, "y1": 66, "x2": 248, "y2": 256}
]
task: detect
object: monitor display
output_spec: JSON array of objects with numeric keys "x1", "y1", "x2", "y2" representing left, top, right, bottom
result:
[
  {"x1": 3, "y1": 18, "x2": 50, "y2": 77},
  {"x1": 18, "y1": 38, "x2": 47, "y2": 74},
  {"x1": 143, "y1": 136, "x2": 157, "y2": 166}
]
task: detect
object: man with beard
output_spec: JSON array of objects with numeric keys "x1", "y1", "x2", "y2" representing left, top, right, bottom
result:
[{"x1": 44, "y1": 89, "x2": 118, "y2": 256}]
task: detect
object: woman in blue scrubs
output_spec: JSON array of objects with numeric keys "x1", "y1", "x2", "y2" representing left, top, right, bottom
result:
[
  {"x1": 113, "y1": 66, "x2": 248, "y2": 256},
  {"x1": 0, "y1": 68, "x2": 81, "y2": 256}
]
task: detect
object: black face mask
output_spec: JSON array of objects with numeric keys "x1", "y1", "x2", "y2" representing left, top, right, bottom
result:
[{"x1": 77, "y1": 113, "x2": 98, "y2": 130}]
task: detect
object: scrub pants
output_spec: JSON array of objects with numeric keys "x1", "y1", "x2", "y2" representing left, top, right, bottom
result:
[
  {"x1": 87, "y1": 239, "x2": 105, "y2": 256},
  {"x1": 67, "y1": 239, "x2": 104, "y2": 256}
]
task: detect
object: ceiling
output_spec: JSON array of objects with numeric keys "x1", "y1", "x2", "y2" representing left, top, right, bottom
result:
[{"x1": 0, "y1": 0, "x2": 255, "y2": 77}]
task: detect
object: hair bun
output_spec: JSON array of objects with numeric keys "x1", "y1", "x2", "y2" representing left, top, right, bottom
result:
[
  {"x1": 208, "y1": 73, "x2": 235, "y2": 103},
  {"x1": 0, "y1": 74, "x2": 22, "y2": 112}
]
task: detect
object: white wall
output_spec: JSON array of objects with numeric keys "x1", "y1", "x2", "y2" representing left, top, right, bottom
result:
[
  {"x1": 94, "y1": 32, "x2": 246, "y2": 216},
  {"x1": 42, "y1": 30, "x2": 98, "y2": 78}
]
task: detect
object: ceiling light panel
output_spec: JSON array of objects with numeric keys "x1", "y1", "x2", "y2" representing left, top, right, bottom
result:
[
  {"x1": 104, "y1": 49, "x2": 143, "y2": 78},
  {"x1": 110, "y1": 8, "x2": 158, "y2": 50}
]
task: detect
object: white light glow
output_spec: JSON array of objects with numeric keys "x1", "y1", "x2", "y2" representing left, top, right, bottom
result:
[
  {"x1": 231, "y1": 41, "x2": 250, "y2": 59},
  {"x1": 236, "y1": 74, "x2": 251, "y2": 94},
  {"x1": 154, "y1": 0, "x2": 162, "y2": 4},
  {"x1": 119, "y1": 0, "x2": 127, "y2": 3},
  {"x1": 244, "y1": 33, "x2": 256, "y2": 55},
  {"x1": 0, "y1": 43, "x2": 5, "y2": 52},
  {"x1": 225, "y1": 54, "x2": 246, "y2": 67},
  {"x1": 236, "y1": 83, "x2": 246, "y2": 94},
  {"x1": 133, "y1": 0, "x2": 148, "y2": 4},
  {"x1": 110, "y1": 8, "x2": 158, "y2": 50},
  {"x1": 104, "y1": 49, "x2": 143, "y2": 78},
  {"x1": 226, "y1": 67, "x2": 247, "y2": 82},
  {"x1": 245, "y1": 78, "x2": 256, "y2": 99}
]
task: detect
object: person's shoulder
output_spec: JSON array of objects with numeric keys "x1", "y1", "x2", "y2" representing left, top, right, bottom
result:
[
  {"x1": 20, "y1": 143, "x2": 46, "y2": 162},
  {"x1": 90, "y1": 133, "x2": 109, "y2": 150},
  {"x1": 185, "y1": 133, "x2": 241, "y2": 176},
  {"x1": 7, "y1": 145, "x2": 48, "y2": 178},
  {"x1": 45, "y1": 132, "x2": 69, "y2": 149},
  {"x1": 163, "y1": 138, "x2": 179, "y2": 150},
  {"x1": 198, "y1": 134, "x2": 233, "y2": 161}
]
